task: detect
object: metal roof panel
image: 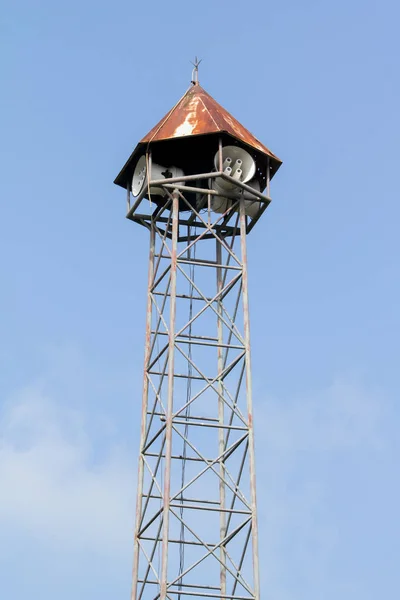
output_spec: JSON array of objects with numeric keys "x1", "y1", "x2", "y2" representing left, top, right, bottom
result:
[{"x1": 140, "y1": 84, "x2": 281, "y2": 163}]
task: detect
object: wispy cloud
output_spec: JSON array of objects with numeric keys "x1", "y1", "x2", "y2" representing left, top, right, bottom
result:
[
  {"x1": 0, "y1": 356, "x2": 394, "y2": 600},
  {"x1": 0, "y1": 381, "x2": 135, "y2": 556},
  {"x1": 255, "y1": 379, "x2": 389, "y2": 599}
]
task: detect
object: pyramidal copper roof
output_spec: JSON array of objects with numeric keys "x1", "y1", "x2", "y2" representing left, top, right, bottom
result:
[
  {"x1": 114, "y1": 82, "x2": 282, "y2": 188},
  {"x1": 140, "y1": 83, "x2": 281, "y2": 163}
]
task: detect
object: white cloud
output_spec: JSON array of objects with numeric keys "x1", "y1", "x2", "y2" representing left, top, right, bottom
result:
[
  {"x1": 254, "y1": 378, "x2": 389, "y2": 600},
  {"x1": 0, "y1": 361, "x2": 394, "y2": 600},
  {"x1": 0, "y1": 381, "x2": 135, "y2": 556}
]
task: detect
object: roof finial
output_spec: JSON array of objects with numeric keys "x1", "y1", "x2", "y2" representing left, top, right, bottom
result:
[{"x1": 191, "y1": 56, "x2": 202, "y2": 85}]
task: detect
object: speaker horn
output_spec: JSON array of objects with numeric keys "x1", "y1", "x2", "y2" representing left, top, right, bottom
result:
[
  {"x1": 211, "y1": 178, "x2": 262, "y2": 219},
  {"x1": 213, "y1": 145, "x2": 256, "y2": 191},
  {"x1": 131, "y1": 155, "x2": 185, "y2": 198}
]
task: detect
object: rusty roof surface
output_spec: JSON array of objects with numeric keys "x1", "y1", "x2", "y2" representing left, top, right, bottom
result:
[{"x1": 140, "y1": 83, "x2": 281, "y2": 163}]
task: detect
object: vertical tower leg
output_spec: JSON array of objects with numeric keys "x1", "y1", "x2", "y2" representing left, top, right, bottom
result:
[
  {"x1": 160, "y1": 191, "x2": 179, "y2": 600},
  {"x1": 131, "y1": 225, "x2": 156, "y2": 600},
  {"x1": 216, "y1": 238, "x2": 226, "y2": 598},
  {"x1": 239, "y1": 200, "x2": 260, "y2": 600}
]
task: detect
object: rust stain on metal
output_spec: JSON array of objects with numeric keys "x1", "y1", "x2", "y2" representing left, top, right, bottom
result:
[{"x1": 141, "y1": 83, "x2": 281, "y2": 163}]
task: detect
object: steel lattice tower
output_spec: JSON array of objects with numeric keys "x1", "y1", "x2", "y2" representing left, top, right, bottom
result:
[{"x1": 114, "y1": 70, "x2": 281, "y2": 600}]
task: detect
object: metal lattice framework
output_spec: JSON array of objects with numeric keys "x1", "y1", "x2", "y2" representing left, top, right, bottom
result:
[{"x1": 129, "y1": 159, "x2": 271, "y2": 600}]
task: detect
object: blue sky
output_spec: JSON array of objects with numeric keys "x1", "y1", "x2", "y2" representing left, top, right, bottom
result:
[{"x1": 1, "y1": 0, "x2": 399, "y2": 598}]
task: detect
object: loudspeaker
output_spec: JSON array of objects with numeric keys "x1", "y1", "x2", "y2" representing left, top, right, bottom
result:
[
  {"x1": 131, "y1": 155, "x2": 185, "y2": 198},
  {"x1": 211, "y1": 178, "x2": 262, "y2": 219},
  {"x1": 213, "y1": 145, "x2": 256, "y2": 191},
  {"x1": 209, "y1": 146, "x2": 261, "y2": 217}
]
